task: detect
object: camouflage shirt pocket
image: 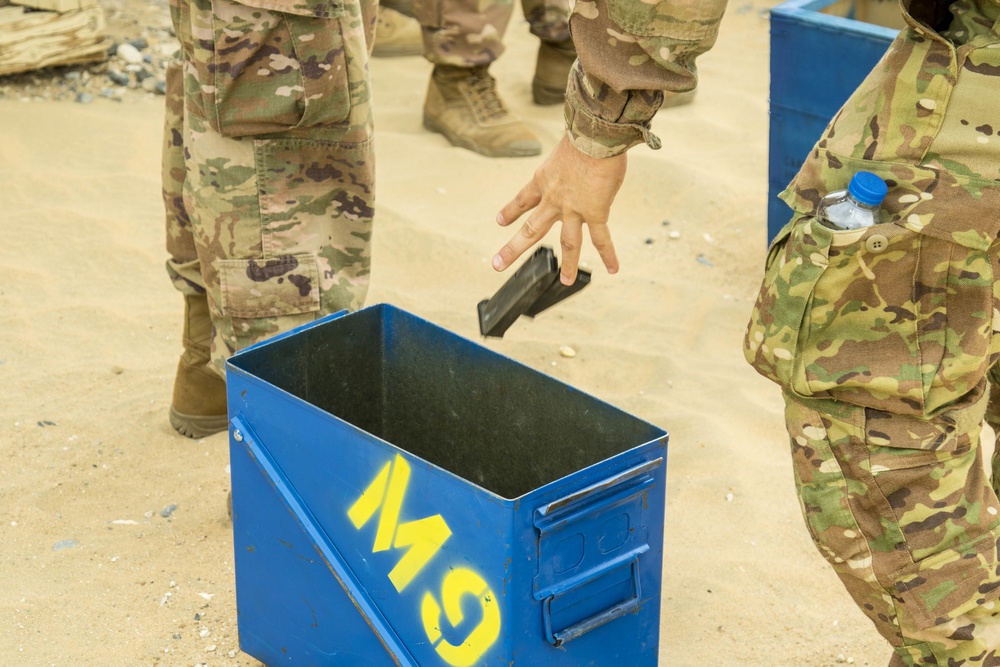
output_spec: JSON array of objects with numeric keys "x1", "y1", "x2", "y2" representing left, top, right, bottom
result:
[{"x1": 745, "y1": 156, "x2": 1000, "y2": 417}]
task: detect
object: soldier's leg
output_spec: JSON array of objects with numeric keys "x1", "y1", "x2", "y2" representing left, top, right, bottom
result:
[
  {"x1": 166, "y1": 0, "x2": 376, "y2": 416},
  {"x1": 169, "y1": 291, "x2": 228, "y2": 438},
  {"x1": 181, "y1": 119, "x2": 375, "y2": 377},
  {"x1": 162, "y1": 46, "x2": 229, "y2": 438},
  {"x1": 416, "y1": 0, "x2": 511, "y2": 67},
  {"x1": 415, "y1": 0, "x2": 541, "y2": 157},
  {"x1": 785, "y1": 395, "x2": 1000, "y2": 665},
  {"x1": 162, "y1": 58, "x2": 197, "y2": 299},
  {"x1": 518, "y1": 0, "x2": 574, "y2": 105}
]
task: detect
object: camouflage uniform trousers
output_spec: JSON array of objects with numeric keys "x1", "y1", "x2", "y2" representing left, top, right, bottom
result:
[
  {"x1": 163, "y1": 0, "x2": 377, "y2": 377},
  {"x1": 746, "y1": 4, "x2": 1000, "y2": 664},
  {"x1": 412, "y1": 0, "x2": 569, "y2": 66},
  {"x1": 786, "y1": 388, "x2": 1000, "y2": 665}
]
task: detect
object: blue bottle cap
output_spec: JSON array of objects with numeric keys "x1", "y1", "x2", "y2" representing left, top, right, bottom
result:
[{"x1": 848, "y1": 171, "x2": 888, "y2": 207}]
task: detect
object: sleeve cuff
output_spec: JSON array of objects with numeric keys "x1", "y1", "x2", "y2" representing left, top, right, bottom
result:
[{"x1": 563, "y1": 78, "x2": 662, "y2": 159}]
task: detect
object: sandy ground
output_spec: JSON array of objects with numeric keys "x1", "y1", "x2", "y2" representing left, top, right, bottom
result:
[{"x1": 0, "y1": 1, "x2": 895, "y2": 665}]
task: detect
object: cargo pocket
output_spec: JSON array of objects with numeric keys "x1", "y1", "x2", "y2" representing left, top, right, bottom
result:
[
  {"x1": 862, "y1": 397, "x2": 1000, "y2": 562},
  {"x1": 745, "y1": 155, "x2": 999, "y2": 417},
  {"x1": 218, "y1": 254, "x2": 321, "y2": 351},
  {"x1": 192, "y1": 0, "x2": 351, "y2": 137},
  {"x1": 893, "y1": 533, "x2": 1000, "y2": 632}
]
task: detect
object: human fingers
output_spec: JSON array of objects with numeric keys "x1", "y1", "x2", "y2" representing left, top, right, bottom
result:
[
  {"x1": 587, "y1": 222, "x2": 619, "y2": 277},
  {"x1": 496, "y1": 180, "x2": 543, "y2": 228},
  {"x1": 558, "y1": 217, "x2": 585, "y2": 285},
  {"x1": 492, "y1": 210, "x2": 558, "y2": 272}
]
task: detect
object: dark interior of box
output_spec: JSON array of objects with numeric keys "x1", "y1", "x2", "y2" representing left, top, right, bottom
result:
[{"x1": 231, "y1": 307, "x2": 665, "y2": 499}]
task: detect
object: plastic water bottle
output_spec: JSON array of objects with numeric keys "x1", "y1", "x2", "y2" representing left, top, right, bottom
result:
[{"x1": 816, "y1": 171, "x2": 888, "y2": 230}]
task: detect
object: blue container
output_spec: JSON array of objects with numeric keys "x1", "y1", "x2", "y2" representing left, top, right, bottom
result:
[
  {"x1": 225, "y1": 304, "x2": 668, "y2": 666},
  {"x1": 768, "y1": 0, "x2": 899, "y2": 242}
]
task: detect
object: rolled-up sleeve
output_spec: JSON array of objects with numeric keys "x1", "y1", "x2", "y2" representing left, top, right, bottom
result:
[{"x1": 565, "y1": 0, "x2": 728, "y2": 157}]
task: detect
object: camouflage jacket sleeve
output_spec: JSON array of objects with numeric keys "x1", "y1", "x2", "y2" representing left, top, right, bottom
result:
[{"x1": 565, "y1": 0, "x2": 728, "y2": 158}]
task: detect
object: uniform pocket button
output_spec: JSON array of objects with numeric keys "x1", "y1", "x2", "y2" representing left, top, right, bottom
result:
[{"x1": 866, "y1": 234, "x2": 888, "y2": 253}]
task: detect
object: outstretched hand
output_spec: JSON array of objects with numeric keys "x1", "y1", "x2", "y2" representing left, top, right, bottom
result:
[{"x1": 492, "y1": 134, "x2": 628, "y2": 285}]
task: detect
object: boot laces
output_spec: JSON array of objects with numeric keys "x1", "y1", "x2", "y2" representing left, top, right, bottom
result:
[{"x1": 467, "y1": 68, "x2": 508, "y2": 121}]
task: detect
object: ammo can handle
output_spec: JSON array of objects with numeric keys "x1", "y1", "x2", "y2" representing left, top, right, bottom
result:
[
  {"x1": 533, "y1": 458, "x2": 662, "y2": 647},
  {"x1": 534, "y1": 458, "x2": 663, "y2": 518},
  {"x1": 542, "y1": 558, "x2": 642, "y2": 647}
]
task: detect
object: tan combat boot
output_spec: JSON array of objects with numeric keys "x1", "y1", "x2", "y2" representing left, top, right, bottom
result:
[
  {"x1": 423, "y1": 65, "x2": 542, "y2": 158},
  {"x1": 169, "y1": 293, "x2": 228, "y2": 439},
  {"x1": 532, "y1": 38, "x2": 576, "y2": 106},
  {"x1": 372, "y1": 6, "x2": 423, "y2": 58}
]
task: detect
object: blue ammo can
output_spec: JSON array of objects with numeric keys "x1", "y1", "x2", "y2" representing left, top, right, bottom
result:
[
  {"x1": 768, "y1": 0, "x2": 900, "y2": 242},
  {"x1": 225, "y1": 304, "x2": 668, "y2": 666}
]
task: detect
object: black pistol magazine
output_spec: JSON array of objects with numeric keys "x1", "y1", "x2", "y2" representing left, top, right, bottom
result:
[
  {"x1": 524, "y1": 269, "x2": 591, "y2": 318},
  {"x1": 477, "y1": 246, "x2": 591, "y2": 338}
]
